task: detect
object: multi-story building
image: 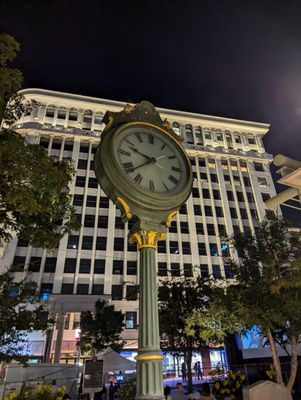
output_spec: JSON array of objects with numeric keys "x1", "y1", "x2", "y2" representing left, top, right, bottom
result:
[{"x1": 0, "y1": 88, "x2": 277, "y2": 372}]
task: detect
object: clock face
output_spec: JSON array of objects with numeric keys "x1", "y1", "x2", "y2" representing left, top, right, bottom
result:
[{"x1": 114, "y1": 125, "x2": 189, "y2": 195}]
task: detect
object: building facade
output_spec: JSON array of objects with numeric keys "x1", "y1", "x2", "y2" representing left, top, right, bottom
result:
[{"x1": 0, "y1": 88, "x2": 277, "y2": 371}]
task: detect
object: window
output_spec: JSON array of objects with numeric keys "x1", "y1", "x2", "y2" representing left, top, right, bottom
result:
[
  {"x1": 73, "y1": 194, "x2": 84, "y2": 206},
  {"x1": 202, "y1": 189, "x2": 210, "y2": 199},
  {"x1": 180, "y1": 222, "x2": 189, "y2": 234},
  {"x1": 39, "y1": 138, "x2": 50, "y2": 148},
  {"x1": 79, "y1": 259, "x2": 91, "y2": 274},
  {"x1": 233, "y1": 175, "x2": 241, "y2": 185},
  {"x1": 236, "y1": 191, "x2": 244, "y2": 202},
  {"x1": 113, "y1": 260, "x2": 123, "y2": 274},
  {"x1": 182, "y1": 242, "x2": 191, "y2": 255},
  {"x1": 84, "y1": 214, "x2": 95, "y2": 227},
  {"x1": 192, "y1": 188, "x2": 199, "y2": 198},
  {"x1": 200, "y1": 172, "x2": 207, "y2": 181},
  {"x1": 221, "y1": 243, "x2": 230, "y2": 257},
  {"x1": 127, "y1": 261, "x2": 137, "y2": 275},
  {"x1": 158, "y1": 241, "x2": 166, "y2": 253},
  {"x1": 169, "y1": 220, "x2": 177, "y2": 233},
  {"x1": 80, "y1": 143, "x2": 89, "y2": 153},
  {"x1": 94, "y1": 259, "x2": 105, "y2": 274},
  {"x1": 127, "y1": 241, "x2": 137, "y2": 252},
  {"x1": 112, "y1": 285, "x2": 123, "y2": 300},
  {"x1": 90, "y1": 160, "x2": 94, "y2": 170},
  {"x1": 184, "y1": 264, "x2": 193, "y2": 277},
  {"x1": 185, "y1": 125, "x2": 194, "y2": 144},
  {"x1": 261, "y1": 192, "x2": 271, "y2": 202},
  {"x1": 250, "y1": 208, "x2": 259, "y2": 220},
  {"x1": 100, "y1": 197, "x2": 109, "y2": 208},
  {"x1": 52, "y1": 140, "x2": 61, "y2": 150},
  {"x1": 40, "y1": 284, "x2": 53, "y2": 301},
  {"x1": 96, "y1": 237, "x2": 107, "y2": 250},
  {"x1": 170, "y1": 263, "x2": 180, "y2": 276},
  {"x1": 125, "y1": 312, "x2": 137, "y2": 329},
  {"x1": 266, "y1": 209, "x2": 276, "y2": 220},
  {"x1": 243, "y1": 176, "x2": 251, "y2": 187},
  {"x1": 234, "y1": 135, "x2": 241, "y2": 143},
  {"x1": 213, "y1": 190, "x2": 221, "y2": 200},
  {"x1": 92, "y1": 284, "x2": 104, "y2": 295},
  {"x1": 83, "y1": 110, "x2": 92, "y2": 123},
  {"x1": 204, "y1": 131, "x2": 211, "y2": 140},
  {"x1": 240, "y1": 161, "x2": 247, "y2": 172},
  {"x1": 64, "y1": 258, "x2": 76, "y2": 273},
  {"x1": 98, "y1": 215, "x2": 108, "y2": 229},
  {"x1": 61, "y1": 283, "x2": 74, "y2": 294},
  {"x1": 67, "y1": 235, "x2": 79, "y2": 249},
  {"x1": 88, "y1": 177, "x2": 98, "y2": 189},
  {"x1": 215, "y1": 207, "x2": 224, "y2": 217},
  {"x1": 207, "y1": 224, "x2": 215, "y2": 236},
  {"x1": 17, "y1": 238, "x2": 29, "y2": 247},
  {"x1": 194, "y1": 205, "x2": 202, "y2": 216},
  {"x1": 205, "y1": 206, "x2": 212, "y2": 217},
  {"x1": 114, "y1": 238, "x2": 124, "y2": 251},
  {"x1": 200, "y1": 264, "x2": 209, "y2": 277},
  {"x1": 240, "y1": 208, "x2": 248, "y2": 219},
  {"x1": 247, "y1": 192, "x2": 254, "y2": 203},
  {"x1": 44, "y1": 257, "x2": 57, "y2": 273},
  {"x1": 69, "y1": 110, "x2": 78, "y2": 121},
  {"x1": 230, "y1": 208, "x2": 238, "y2": 219},
  {"x1": 198, "y1": 158, "x2": 206, "y2": 167},
  {"x1": 254, "y1": 162, "x2": 264, "y2": 172},
  {"x1": 86, "y1": 195, "x2": 97, "y2": 207},
  {"x1": 225, "y1": 134, "x2": 232, "y2": 143},
  {"x1": 210, "y1": 244, "x2": 219, "y2": 256},
  {"x1": 195, "y1": 127, "x2": 203, "y2": 144},
  {"x1": 78, "y1": 159, "x2": 88, "y2": 169},
  {"x1": 28, "y1": 257, "x2": 42, "y2": 272},
  {"x1": 196, "y1": 223, "x2": 204, "y2": 235},
  {"x1": 179, "y1": 204, "x2": 187, "y2": 214},
  {"x1": 248, "y1": 136, "x2": 256, "y2": 145},
  {"x1": 190, "y1": 157, "x2": 196, "y2": 166},
  {"x1": 158, "y1": 262, "x2": 167, "y2": 276},
  {"x1": 258, "y1": 177, "x2": 267, "y2": 186},
  {"x1": 212, "y1": 264, "x2": 221, "y2": 279},
  {"x1": 75, "y1": 176, "x2": 86, "y2": 187},
  {"x1": 82, "y1": 236, "x2": 93, "y2": 250},
  {"x1": 224, "y1": 264, "x2": 233, "y2": 279},
  {"x1": 57, "y1": 109, "x2": 66, "y2": 119},
  {"x1": 172, "y1": 122, "x2": 181, "y2": 135},
  {"x1": 216, "y1": 133, "x2": 223, "y2": 141},
  {"x1": 126, "y1": 285, "x2": 138, "y2": 301},
  {"x1": 224, "y1": 174, "x2": 231, "y2": 182},
  {"x1": 208, "y1": 158, "x2": 216, "y2": 168},
  {"x1": 169, "y1": 241, "x2": 179, "y2": 254},
  {"x1": 77, "y1": 284, "x2": 89, "y2": 294},
  {"x1": 46, "y1": 107, "x2": 55, "y2": 118},
  {"x1": 115, "y1": 217, "x2": 124, "y2": 230},
  {"x1": 198, "y1": 243, "x2": 207, "y2": 256},
  {"x1": 218, "y1": 225, "x2": 226, "y2": 236}
]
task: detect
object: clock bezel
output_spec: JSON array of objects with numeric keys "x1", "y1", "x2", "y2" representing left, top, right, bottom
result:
[{"x1": 94, "y1": 121, "x2": 192, "y2": 212}]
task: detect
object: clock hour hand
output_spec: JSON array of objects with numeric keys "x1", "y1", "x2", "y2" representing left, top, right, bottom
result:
[
  {"x1": 129, "y1": 146, "x2": 152, "y2": 160},
  {"x1": 126, "y1": 158, "x2": 154, "y2": 173}
]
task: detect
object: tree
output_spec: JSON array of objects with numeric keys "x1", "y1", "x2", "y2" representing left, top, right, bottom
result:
[
  {"x1": 79, "y1": 300, "x2": 125, "y2": 354},
  {"x1": 224, "y1": 217, "x2": 301, "y2": 393},
  {"x1": 0, "y1": 33, "x2": 79, "y2": 250},
  {"x1": 0, "y1": 271, "x2": 49, "y2": 363},
  {"x1": 159, "y1": 274, "x2": 231, "y2": 392}
]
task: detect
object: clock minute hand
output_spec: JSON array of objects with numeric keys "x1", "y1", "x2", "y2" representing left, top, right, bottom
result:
[{"x1": 126, "y1": 158, "x2": 154, "y2": 173}]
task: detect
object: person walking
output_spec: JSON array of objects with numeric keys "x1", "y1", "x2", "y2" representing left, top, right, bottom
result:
[
  {"x1": 197, "y1": 361, "x2": 202, "y2": 380},
  {"x1": 181, "y1": 362, "x2": 187, "y2": 382},
  {"x1": 164, "y1": 385, "x2": 172, "y2": 400}
]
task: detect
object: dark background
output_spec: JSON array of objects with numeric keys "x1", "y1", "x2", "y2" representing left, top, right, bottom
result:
[{"x1": 1, "y1": 0, "x2": 300, "y2": 223}]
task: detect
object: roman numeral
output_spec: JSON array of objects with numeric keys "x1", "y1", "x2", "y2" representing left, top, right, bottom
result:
[
  {"x1": 148, "y1": 134, "x2": 154, "y2": 144},
  {"x1": 133, "y1": 173, "x2": 143, "y2": 184},
  {"x1": 168, "y1": 155, "x2": 176, "y2": 159},
  {"x1": 136, "y1": 132, "x2": 143, "y2": 143},
  {"x1": 169, "y1": 175, "x2": 178, "y2": 185},
  {"x1": 123, "y1": 162, "x2": 134, "y2": 171},
  {"x1": 161, "y1": 143, "x2": 166, "y2": 150},
  {"x1": 125, "y1": 138, "x2": 134, "y2": 146},
  {"x1": 118, "y1": 148, "x2": 131, "y2": 157},
  {"x1": 163, "y1": 182, "x2": 169, "y2": 192},
  {"x1": 171, "y1": 166, "x2": 181, "y2": 172},
  {"x1": 149, "y1": 180, "x2": 155, "y2": 192}
]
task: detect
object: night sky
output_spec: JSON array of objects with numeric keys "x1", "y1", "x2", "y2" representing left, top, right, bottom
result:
[{"x1": 1, "y1": 0, "x2": 301, "y2": 222}]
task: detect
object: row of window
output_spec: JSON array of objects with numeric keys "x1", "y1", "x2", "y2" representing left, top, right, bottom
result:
[{"x1": 39, "y1": 138, "x2": 96, "y2": 154}]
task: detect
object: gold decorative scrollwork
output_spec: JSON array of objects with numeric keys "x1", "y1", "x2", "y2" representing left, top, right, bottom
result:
[
  {"x1": 124, "y1": 104, "x2": 134, "y2": 114},
  {"x1": 116, "y1": 196, "x2": 132, "y2": 220},
  {"x1": 129, "y1": 230, "x2": 166, "y2": 250},
  {"x1": 163, "y1": 118, "x2": 171, "y2": 130},
  {"x1": 166, "y1": 210, "x2": 178, "y2": 227},
  {"x1": 135, "y1": 354, "x2": 164, "y2": 361}
]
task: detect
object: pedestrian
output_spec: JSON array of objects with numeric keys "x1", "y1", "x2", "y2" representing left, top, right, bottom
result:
[
  {"x1": 164, "y1": 385, "x2": 172, "y2": 400},
  {"x1": 109, "y1": 382, "x2": 116, "y2": 400},
  {"x1": 172, "y1": 382, "x2": 186, "y2": 400},
  {"x1": 194, "y1": 362, "x2": 198, "y2": 379},
  {"x1": 181, "y1": 362, "x2": 187, "y2": 382},
  {"x1": 197, "y1": 361, "x2": 202, "y2": 380}
]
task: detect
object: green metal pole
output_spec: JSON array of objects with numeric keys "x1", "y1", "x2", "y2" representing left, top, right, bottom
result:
[{"x1": 130, "y1": 230, "x2": 165, "y2": 400}]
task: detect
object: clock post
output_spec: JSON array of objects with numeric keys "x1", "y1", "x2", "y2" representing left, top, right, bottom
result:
[{"x1": 94, "y1": 101, "x2": 192, "y2": 400}]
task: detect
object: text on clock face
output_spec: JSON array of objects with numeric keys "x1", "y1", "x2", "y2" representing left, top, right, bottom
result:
[{"x1": 116, "y1": 129, "x2": 186, "y2": 194}]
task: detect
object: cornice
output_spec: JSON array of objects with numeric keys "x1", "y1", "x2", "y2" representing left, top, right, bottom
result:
[{"x1": 19, "y1": 88, "x2": 270, "y2": 136}]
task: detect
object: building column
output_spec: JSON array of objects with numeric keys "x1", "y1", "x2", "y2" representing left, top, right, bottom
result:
[{"x1": 54, "y1": 312, "x2": 65, "y2": 363}]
